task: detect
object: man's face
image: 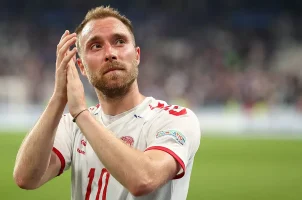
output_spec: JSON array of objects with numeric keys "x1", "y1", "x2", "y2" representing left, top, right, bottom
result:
[{"x1": 77, "y1": 17, "x2": 140, "y2": 98}]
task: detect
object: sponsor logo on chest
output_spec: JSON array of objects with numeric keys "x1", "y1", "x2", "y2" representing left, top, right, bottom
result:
[{"x1": 77, "y1": 139, "x2": 86, "y2": 155}]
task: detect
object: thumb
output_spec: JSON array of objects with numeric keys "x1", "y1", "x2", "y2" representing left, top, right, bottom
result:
[{"x1": 73, "y1": 53, "x2": 76, "y2": 63}]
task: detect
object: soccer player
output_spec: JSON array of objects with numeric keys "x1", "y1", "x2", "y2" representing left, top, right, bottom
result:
[{"x1": 13, "y1": 6, "x2": 201, "y2": 200}]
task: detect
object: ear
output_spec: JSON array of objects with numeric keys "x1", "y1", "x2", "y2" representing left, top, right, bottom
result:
[
  {"x1": 77, "y1": 58, "x2": 87, "y2": 76},
  {"x1": 135, "y1": 46, "x2": 140, "y2": 66}
]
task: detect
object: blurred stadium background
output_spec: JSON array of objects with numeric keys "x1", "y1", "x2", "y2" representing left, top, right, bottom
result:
[{"x1": 0, "y1": 0, "x2": 302, "y2": 199}]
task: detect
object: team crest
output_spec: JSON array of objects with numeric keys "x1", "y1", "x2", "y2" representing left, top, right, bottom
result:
[
  {"x1": 120, "y1": 136, "x2": 134, "y2": 147},
  {"x1": 156, "y1": 130, "x2": 186, "y2": 145}
]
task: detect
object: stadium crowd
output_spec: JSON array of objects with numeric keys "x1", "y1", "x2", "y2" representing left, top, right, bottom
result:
[{"x1": 0, "y1": 0, "x2": 301, "y2": 111}]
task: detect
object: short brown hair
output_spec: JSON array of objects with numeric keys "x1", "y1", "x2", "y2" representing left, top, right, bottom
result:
[{"x1": 75, "y1": 6, "x2": 135, "y2": 53}]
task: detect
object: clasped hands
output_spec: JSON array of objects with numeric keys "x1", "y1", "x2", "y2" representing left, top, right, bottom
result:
[{"x1": 54, "y1": 30, "x2": 87, "y2": 118}]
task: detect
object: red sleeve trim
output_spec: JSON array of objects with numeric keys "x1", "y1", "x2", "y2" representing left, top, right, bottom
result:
[
  {"x1": 145, "y1": 146, "x2": 185, "y2": 179},
  {"x1": 52, "y1": 147, "x2": 65, "y2": 176}
]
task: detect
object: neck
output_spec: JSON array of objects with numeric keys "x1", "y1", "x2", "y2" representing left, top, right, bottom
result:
[{"x1": 96, "y1": 81, "x2": 145, "y2": 115}]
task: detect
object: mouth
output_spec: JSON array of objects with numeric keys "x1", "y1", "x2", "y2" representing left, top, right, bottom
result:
[{"x1": 103, "y1": 68, "x2": 124, "y2": 75}]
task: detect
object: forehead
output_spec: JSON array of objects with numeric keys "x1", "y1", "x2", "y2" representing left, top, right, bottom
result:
[{"x1": 80, "y1": 17, "x2": 132, "y2": 44}]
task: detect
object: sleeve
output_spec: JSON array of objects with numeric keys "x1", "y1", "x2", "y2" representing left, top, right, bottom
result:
[
  {"x1": 52, "y1": 113, "x2": 75, "y2": 176},
  {"x1": 145, "y1": 109, "x2": 201, "y2": 179}
]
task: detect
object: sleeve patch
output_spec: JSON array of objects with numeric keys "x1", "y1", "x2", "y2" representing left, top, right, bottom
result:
[{"x1": 156, "y1": 130, "x2": 186, "y2": 145}]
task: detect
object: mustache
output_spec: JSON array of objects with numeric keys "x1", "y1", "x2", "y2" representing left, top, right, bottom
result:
[{"x1": 101, "y1": 61, "x2": 126, "y2": 75}]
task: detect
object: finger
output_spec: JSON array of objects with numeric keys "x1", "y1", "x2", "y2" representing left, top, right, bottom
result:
[
  {"x1": 72, "y1": 53, "x2": 76, "y2": 63},
  {"x1": 72, "y1": 65, "x2": 80, "y2": 80},
  {"x1": 59, "y1": 47, "x2": 77, "y2": 71},
  {"x1": 57, "y1": 33, "x2": 77, "y2": 56},
  {"x1": 57, "y1": 37, "x2": 77, "y2": 65},
  {"x1": 67, "y1": 57, "x2": 76, "y2": 82},
  {"x1": 60, "y1": 30, "x2": 69, "y2": 41},
  {"x1": 69, "y1": 53, "x2": 76, "y2": 67},
  {"x1": 70, "y1": 56, "x2": 80, "y2": 79},
  {"x1": 59, "y1": 32, "x2": 76, "y2": 49},
  {"x1": 70, "y1": 58, "x2": 80, "y2": 79},
  {"x1": 68, "y1": 53, "x2": 78, "y2": 75},
  {"x1": 67, "y1": 62, "x2": 73, "y2": 81},
  {"x1": 57, "y1": 31, "x2": 71, "y2": 53}
]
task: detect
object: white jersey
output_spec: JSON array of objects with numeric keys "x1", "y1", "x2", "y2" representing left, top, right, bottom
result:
[{"x1": 53, "y1": 97, "x2": 201, "y2": 200}]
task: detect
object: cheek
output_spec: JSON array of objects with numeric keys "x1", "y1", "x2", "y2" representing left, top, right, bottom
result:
[
  {"x1": 84, "y1": 54, "x2": 102, "y2": 69},
  {"x1": 120, "y1": 47, "x2": 137, "y2": 61}
]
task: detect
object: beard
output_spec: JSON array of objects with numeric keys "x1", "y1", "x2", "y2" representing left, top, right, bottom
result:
[{"x1": 86, "y1": 60, "x2": 138, "y2": 99}]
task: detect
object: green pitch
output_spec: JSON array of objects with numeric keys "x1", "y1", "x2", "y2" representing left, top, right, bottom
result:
[{"x1": 1, "y1": 133, "x2": 302, "y2": 200}]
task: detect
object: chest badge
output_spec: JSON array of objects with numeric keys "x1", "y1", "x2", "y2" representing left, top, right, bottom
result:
[{"x1": 120, "y1": 136, "x2": 134, "y2": 147}]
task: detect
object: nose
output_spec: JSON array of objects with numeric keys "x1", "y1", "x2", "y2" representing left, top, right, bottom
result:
[{"x1": 104, "y1": 44, "x2": 117, "y2": 62}]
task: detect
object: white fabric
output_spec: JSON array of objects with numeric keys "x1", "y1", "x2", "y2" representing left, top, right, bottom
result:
[
  {"x1": 53, "y1": 97, "x2": 201, "y2": 200},
  {"x1": 100, "y1": 106, "x2": 135, "y2": 126}
]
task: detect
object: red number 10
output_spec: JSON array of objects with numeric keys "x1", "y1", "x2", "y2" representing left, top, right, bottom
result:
[{"x1": 85, "y1": 168, "x2": 110, "y2": 200}]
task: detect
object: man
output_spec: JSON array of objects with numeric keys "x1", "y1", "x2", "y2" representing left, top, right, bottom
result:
[{"x1": 13, "y1": 6, "x2": 201, "y2": 200}]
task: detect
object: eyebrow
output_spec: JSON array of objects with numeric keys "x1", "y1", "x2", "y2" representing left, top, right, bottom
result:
[
  {"x1": 112, "y1": 33, "x2": 128, "y2": 40},
  {"x1": 85, "y1": 35, "x2": 102, "y2": 48},
  {"x1": 85, "y1": 33, "x2": 130, "y2": 47}
]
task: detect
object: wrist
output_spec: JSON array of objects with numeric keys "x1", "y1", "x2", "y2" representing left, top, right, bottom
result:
[
  {"x1": 72, "y1": 108, "x2": 88, "y2": 122},
  {"x1": 51, "y1": 92, "x2": 67, "y2": 103},
  {"x1": 49, "y1": 94, "x2": 67, "y2": 108},
  {"x1": 74, "y1": 109, "x2": 93, "y2": 126}
]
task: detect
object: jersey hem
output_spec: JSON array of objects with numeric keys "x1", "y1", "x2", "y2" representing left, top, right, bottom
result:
[
  {"x1": 52, "y1": 147, "x2": 65, "y2": 176},
  {"x1": 144, "y1": 146, "x2": 185, "y2": 179}
]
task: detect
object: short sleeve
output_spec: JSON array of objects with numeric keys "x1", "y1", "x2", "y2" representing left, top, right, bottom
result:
[
  {"x1": 52, "y1": 113, "x2": 75, "y2": 176},
  {"x1": 145, "y1": 109, "x2": 201, "y2": 179}
]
